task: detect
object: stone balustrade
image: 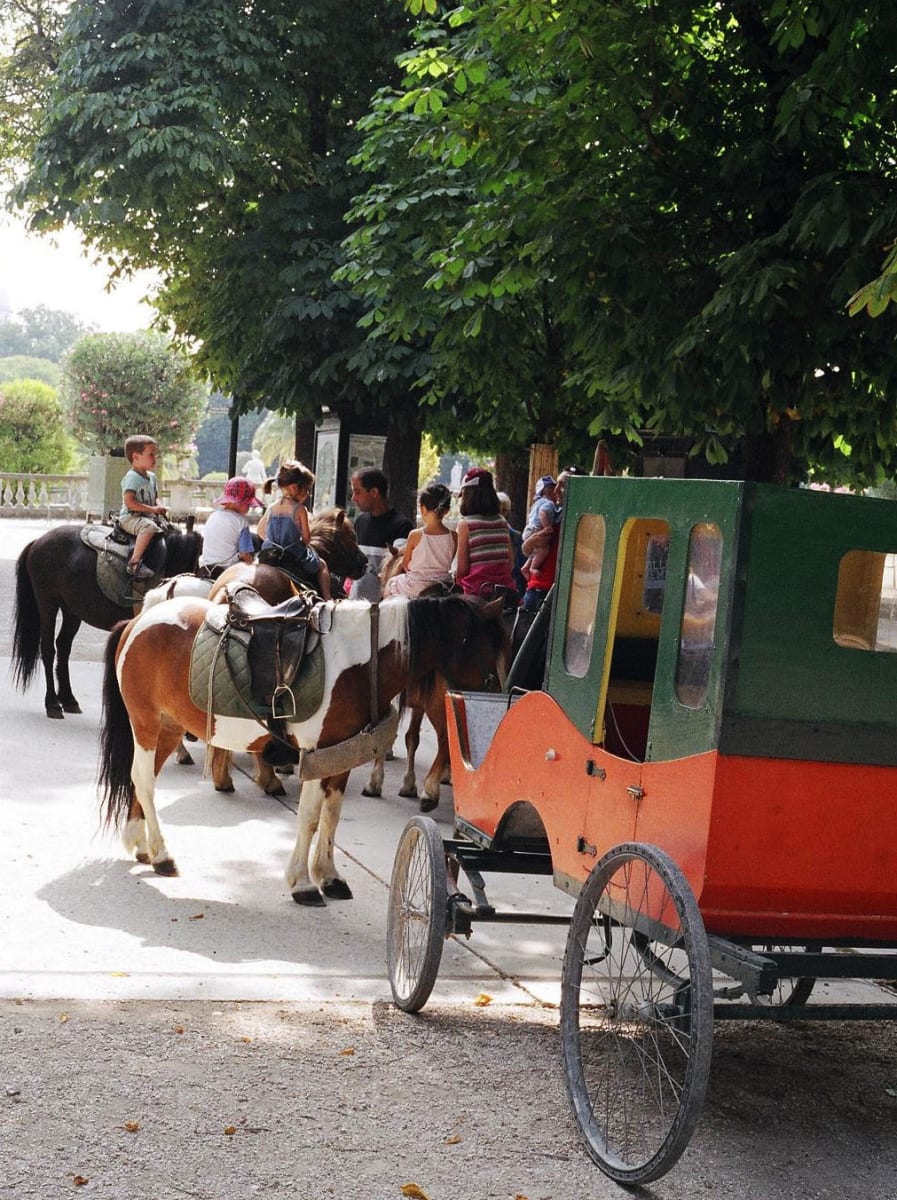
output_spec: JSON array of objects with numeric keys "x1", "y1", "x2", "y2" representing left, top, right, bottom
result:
[{"x1": 0, "y1": 470, "x2": 224, "y2": 521}]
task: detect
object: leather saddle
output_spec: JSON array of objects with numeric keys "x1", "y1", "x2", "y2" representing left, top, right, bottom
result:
[
  {"x1": 226, "y1": 585, "x2": 323, "y2": 712},
  {"x1": 80, "y1": 519, "x2": 168, "y2": 604},
  {"x1": 191, "y1": 584, "x2": 326, "y2": 766}
]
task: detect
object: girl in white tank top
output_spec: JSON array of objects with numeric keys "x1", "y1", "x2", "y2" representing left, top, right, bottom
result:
[{"x1": 383, "y1": 482, "x2": 457, "y2": 598}]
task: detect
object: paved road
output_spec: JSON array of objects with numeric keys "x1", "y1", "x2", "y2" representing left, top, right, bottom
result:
[{"x1": 2, "y1": 518, "x2": 895, "y2": 1200}]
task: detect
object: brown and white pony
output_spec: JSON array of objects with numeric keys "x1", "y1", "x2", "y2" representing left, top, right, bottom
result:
[{"x1": 98, "y1": 593, "x2": 509, "y2": 905}]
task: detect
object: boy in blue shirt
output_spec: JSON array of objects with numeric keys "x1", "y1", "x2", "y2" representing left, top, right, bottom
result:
[{"x1": 119, "y1": 435, "x2": 168, "y2": 580}]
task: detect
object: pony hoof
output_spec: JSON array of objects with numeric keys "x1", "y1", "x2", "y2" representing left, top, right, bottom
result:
[
  {"x1": 135, "y1": 852, "x2": 151, "y2": 864},
  {"x1": 292, "y1": 887, "x2": 326, "y2": 907},
  {"x1": 321, "y1": 879, "x2": 353, "y2": 901},
  {"x1": 264, "y1": 782, "x2": 287, "y2": 798},
  {"x1": 419, "y1": 795, "x2": 439, "y2": 814},
  {"x1": 214, "y1": 782, "x2": 236, "y2": 794},
  {"x1": 398, "y1": 785, "x2": 418, "y2": 799},
  {"x1": 184, "y1": 731, "x2": 198, "y2": 742},
  {"x1": 361, "y1": 785, "x2": 381, "y2": 798},
  {"x1": 46, "y1": 706, "x2": 64, "y2": 720},
  {"x1": 175, "y1": 751, "x2": 195, "y2": 766},
  {"x1": 152, "y1": 858, "x2": 179, "y2": 877},
  {"x1": 62, "y1": 701, "x2": 83, "y2": 715}
]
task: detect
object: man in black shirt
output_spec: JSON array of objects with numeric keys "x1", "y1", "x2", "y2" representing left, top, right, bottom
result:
[{"x1": 349, "y1": 467, "x2": 414, "y2": 598}]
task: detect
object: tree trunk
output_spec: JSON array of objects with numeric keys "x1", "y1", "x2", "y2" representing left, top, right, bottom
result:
[
  {"x1": 494, "y1": 448, "x2": 530, "y2": 531},
  {"x1": 294, "y1": 418, "x2": 316, "y2": 466},
  {"x1": 382, "y1": 417, "x2": 422, "y2": 524}
]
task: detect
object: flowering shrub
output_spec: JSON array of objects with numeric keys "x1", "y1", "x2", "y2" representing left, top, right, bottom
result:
[{"x1": 60, "y1": 332, "x2": 207, "y2": 456}]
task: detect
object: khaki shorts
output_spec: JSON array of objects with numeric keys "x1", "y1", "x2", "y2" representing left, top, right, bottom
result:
[{"x1": 119, "y1": 514, "x2": 161, "y2": 537}]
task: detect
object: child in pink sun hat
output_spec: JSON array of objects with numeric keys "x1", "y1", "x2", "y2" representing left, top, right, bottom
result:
[{"x1": 198, "y1": 476, "x2": 262, "y2": 578}]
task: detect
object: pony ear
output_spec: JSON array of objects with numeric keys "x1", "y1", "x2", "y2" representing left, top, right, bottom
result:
[
  {"x1": 481, "y1": 596, "x2": 505, "y2": 621},
  {"x1": 335, "y1": 510, "x2": 346, "y2": 526}
]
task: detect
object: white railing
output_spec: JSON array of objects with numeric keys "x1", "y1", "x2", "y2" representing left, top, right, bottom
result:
[
  {"x1": 0, "y1": 471, "x2": 89, "y2": 518},
  {"x1": 0, "y1": 470, "x2": 224, "y2": 521}
]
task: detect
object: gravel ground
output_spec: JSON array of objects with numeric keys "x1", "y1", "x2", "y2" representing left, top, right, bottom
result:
[{"x1": 2, "y1": 999, "x2": 896, "y2": 1200}]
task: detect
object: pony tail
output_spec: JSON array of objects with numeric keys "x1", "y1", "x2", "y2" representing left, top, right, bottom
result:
[
  {"x1": 263, "y1": 476, "x2": 276, "y2": 495},
  {"x1": 98, "y1": 622, "x2": 136, "y2": 828}
]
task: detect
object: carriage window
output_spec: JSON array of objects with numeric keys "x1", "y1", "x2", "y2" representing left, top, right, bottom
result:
[
  {"x1": 675, "y1": 523, "x2": 723, "y2": 708},
  {"x1": 833, "y1": 551, "x2": 897, "y2": 652},
  {"x1": 564, "y1": 514, "x2": 606, "y2": 677}
]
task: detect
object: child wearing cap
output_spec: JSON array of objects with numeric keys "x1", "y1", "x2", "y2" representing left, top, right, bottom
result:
[
  {"x1": 198, "y1": 476, "x2": 262, "y2": 578},
  {"x1": 521, "y1": 475, "x2": 560, "y2": 580}
]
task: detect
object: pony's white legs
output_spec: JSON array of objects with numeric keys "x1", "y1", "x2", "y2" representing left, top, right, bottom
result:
[
  {"x1": 312, "y1": 779, "x2": 352, "y2": 900},
  {"x1": 286, "y1": 774, "x2": 352, "y2": 905},
  {"x1": 122, "y1": 744, "x2": 176, "y2": 875},
  {"x1": 286, "y1": 779, "x2": 326, "y2": 905}
]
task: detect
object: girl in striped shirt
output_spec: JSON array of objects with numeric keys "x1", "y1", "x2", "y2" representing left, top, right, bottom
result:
[{"x1": 454, "y1": 466, "x2": 515, "y2": 600}]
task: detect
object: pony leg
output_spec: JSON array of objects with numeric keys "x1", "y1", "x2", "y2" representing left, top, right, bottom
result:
[
  {"x1": 398, "y1": 708, "x2": 424, "y2": 799},
  {"x1": 418, "y1": 690, "x2": 453, "y2": 813},
  {"x1": 286, "y1": 779, "x2": 327, "y2": 906},
  {"x1": 54, "y1": 610, "x2": 84, "y2": 715},
  {"x1": 210, "y1": 747, "x2": 235, "y2": 792},
  {"x1": 361, "y1": 755, "x2": 384, "y2": 798},
  {"x1": 124, "y1": 743, "x2": 178, "y2": 875},
  {"x1": 37, "y1": 605, "x2": 63, "y2": 719},
  {"x1": 253, "y1": 754, "x2": 287, "y2": 797},
  {"x1": 312, "y1": 773, "x2": 352, "y2": 901}
]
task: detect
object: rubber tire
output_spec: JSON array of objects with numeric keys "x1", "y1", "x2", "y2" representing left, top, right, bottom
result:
[
  {"x1": 561, "y1": 842, "x2": 713, "y2": 1185},
  {"x1": 386, "y1": 816, "x2": 447, "y2": 1013}
]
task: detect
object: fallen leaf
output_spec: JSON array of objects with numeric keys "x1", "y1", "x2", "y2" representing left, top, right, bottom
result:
[
  {"x1": 58, "y1": 1012, "x2": 70, "y2": 1023},
  {"x1": 189, "y1": 913, "x2": 205, "y2": 921},
  {"x1": 515, "y1": 1194, "x2": 530, "y2": 1200},
  {"x1": 109, "y1": 971, "x2": 129, "y2": 978},
  {"x1": 173, "y1": 1026, "x2": 185, "y2": 1035},
  {"x1": 444, "y1": 1133, "x2": 461, "y2": 1145},
  {"x1": 73, "y1": 1176, "x2": 89, "y2": 1187},
  {"x1": 240, "y1": 1036, "x2": 252, "y2": 1044},
  {"x1": 223, "y1": 1126, "x2": 237, "y2": 1136},
  {"x1": 123, "y1": 1120, "x2": 139, "y2": 1133},
  {"x1": 339, "y1": 1047, "x2": 355, "y2": 1056},
  {"x1": 400, "y1": 1185, "x2": 431, "y2": 1200},
  {"x1": 473, "y1": 993, "x2": 492, "y2": 1007}
]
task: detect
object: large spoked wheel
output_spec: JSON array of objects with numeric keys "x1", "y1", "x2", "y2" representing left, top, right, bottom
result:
[
  {"x1": 387, "y1": 816, "x2": 448, "y2": 1013},
  {"x1": 560, "y1": 842, "x2": 713, "y2": 1186}
]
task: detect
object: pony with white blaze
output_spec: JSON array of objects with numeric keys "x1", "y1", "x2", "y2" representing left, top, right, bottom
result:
[{"x1": 98, "y1": 592, "x2": 509, "y2": 905}]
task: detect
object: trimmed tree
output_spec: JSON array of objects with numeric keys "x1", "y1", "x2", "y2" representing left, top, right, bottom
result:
[
  {"x1": 0, "y1": 376, "x2": 72, "y2": 473},
  {"x1": 60, "y1": 332, "x2": 206, "y2": 457}
]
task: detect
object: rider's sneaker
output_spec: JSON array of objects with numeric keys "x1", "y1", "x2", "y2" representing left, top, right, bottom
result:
[{"x1": 127, "y1": 560, "x2": 155, "y2": 581}]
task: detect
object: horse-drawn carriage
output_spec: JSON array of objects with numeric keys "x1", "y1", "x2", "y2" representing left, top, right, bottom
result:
[{"x1": 386, "y1": 476, "x2": 897, "y2": 1184}]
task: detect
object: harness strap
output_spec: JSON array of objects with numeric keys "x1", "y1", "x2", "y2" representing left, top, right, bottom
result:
[{"x1": 368, "y1": 602, "x2": 380, "y2": 732}]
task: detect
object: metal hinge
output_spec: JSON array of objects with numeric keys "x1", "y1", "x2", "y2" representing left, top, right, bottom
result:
[{"x1": 585, "y1": 759, "x2": 606, "y2": 780}]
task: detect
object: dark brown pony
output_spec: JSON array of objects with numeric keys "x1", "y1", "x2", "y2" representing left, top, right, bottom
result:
[
  {"x1": 98, "y1": 593, "x2": 510, "y2": 905},
  {"x1": 11, "y1": 520, "x2": 202, "y2": 718}
]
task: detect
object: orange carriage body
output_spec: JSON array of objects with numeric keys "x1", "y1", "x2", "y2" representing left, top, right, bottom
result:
[{"x1": 446, "y1": 689, "x2": 897, "y2": 942}]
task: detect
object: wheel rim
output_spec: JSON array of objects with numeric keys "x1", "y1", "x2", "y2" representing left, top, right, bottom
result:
[
  {"x1": 561, "y1": 843, "x2": 713, "y2": 1185},
  {"x1": 386, "y1": 817, "x2": 447, "y2": 1012}
]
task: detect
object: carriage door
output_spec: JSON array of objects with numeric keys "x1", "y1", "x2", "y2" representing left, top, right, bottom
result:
[{"x1": 596, "y1": 518, "x2": 669, "y2": 761}]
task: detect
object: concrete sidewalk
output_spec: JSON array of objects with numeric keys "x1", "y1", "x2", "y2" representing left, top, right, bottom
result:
[{"x1": 1, "y1": 654, "x2": 573, "y2": 1005}]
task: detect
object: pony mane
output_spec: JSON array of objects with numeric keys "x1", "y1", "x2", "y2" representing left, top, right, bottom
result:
[{"x1": 406, "y1": 595, "x2": 508, "y2": 698}]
